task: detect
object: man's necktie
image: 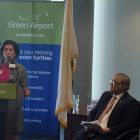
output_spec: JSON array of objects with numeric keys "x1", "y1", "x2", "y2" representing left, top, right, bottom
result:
[{"x1": 98, "y1": 95, "x2": 117, "y2": 122}]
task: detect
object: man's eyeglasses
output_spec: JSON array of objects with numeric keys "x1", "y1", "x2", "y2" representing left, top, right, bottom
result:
[{"x1": 110, "y1": 79, "x2": 124, "y2": 85}]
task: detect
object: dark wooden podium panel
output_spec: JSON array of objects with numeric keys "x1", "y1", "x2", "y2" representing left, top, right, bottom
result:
[
  {"x1": 0, "y1": 99, "x2": 20, "y2": 140},
  {"x1": 64, "y1": 113, "x2": 87, "y2": 140}
]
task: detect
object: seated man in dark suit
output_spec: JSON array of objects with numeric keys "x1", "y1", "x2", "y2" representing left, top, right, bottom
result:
[{"x1": 74, "y1": 73, "x2": 140, "y2": 140}]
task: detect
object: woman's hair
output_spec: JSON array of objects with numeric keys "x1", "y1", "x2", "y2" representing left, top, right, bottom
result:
[{"x1": 0, "y1": 40, "x2": 20, "y2": 58}]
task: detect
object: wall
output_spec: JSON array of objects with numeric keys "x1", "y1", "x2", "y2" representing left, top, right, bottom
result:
[
  {"x1": 73, "y1": 0, "x2": 93, "y2": 114},
  {"x1": 92, "y1": 0, "x2": 140, "y2": 101}
]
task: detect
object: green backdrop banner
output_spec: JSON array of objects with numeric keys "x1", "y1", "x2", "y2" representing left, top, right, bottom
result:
[{"x1": 0, "y1": 2, "x2": 64, "y2": 44}]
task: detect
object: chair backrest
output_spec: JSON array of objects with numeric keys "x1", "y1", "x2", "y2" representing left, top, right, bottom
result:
[
  {"x1": 138, "y1": 101, "x2": 140, "y2": 127},
  {"x1": 117, "y1": 101, "x2": 140, "y2": 140}
]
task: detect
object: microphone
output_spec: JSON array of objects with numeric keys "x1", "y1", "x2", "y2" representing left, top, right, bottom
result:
[
  {"x1": 8, "y1": 57, "x2": 17, "y2": 83},
  {"x1": 9, "y1": 58, "x2": 16, "y2": 69}
]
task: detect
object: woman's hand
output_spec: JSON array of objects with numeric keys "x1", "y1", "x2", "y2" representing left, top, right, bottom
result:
[{"x1": 24, "y1": 87, "x2": 30, "y2": 98}]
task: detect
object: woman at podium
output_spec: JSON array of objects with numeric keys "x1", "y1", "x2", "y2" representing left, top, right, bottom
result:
[{"x1": 0, "y1": 40, "x2": 30, "y2": 140}]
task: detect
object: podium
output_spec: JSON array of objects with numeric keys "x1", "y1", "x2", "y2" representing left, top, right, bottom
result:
[
  {"x1": 0, "y1": 83, "x2": 17, "y2": 140},
  {"x1": 0, "y1": 83, "x2": 17, "y2": 100}
]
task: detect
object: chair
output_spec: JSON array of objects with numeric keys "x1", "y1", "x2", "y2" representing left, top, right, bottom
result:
[
  {"x1": 116, "y1": 129, "x2": 140, "y2": 140},
  {"x1": 116, "y1": 101, "x2": 140, "y2": 140}
]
